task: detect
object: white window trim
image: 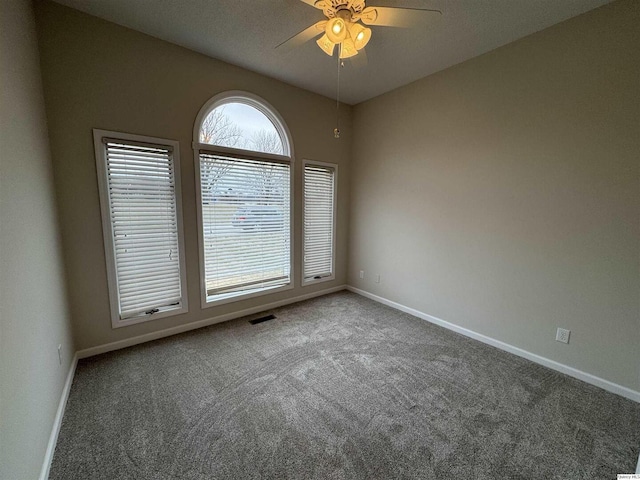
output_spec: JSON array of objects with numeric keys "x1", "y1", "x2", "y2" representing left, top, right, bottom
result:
[
  {"x1": 93, "y1": 129, "x2": 189, "y2": 328},
  {"x1": 302, "y1": 159, "x2": 338, "y2": 287},
  {"x1": 192, "y1": 91, "x2": 295, "y2": 309}
]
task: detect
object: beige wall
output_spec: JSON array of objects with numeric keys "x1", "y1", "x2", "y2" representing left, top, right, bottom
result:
[
  {"x1": 349, "y1": 0, "x2": 639, "y2": 390},
  {"x1": 0, "y1": 0, "x2": 75, "y2": 478},
  {"x1": 29, "y1": 0, "x2": 638, "y2": 392},
  {"x1": 35, "y1": 1, "x2": 351, "y2": 351}
]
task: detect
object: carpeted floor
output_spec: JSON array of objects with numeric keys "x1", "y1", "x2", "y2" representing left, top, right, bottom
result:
[{"x1": 50, "y1": 291, "x2": 639, "y2": 479}]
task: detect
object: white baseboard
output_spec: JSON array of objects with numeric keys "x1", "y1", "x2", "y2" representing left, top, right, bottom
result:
[
  {"x1": 346, "y1": 286, "x2": 640, "y2": 403},
  {"x1": 77, "y1": 285, "x2": 347, "y2": 359},
  {"x1": 36, "y1": 285, "x2": 639, "y2": 478},
  {"x1": 39, "y1": 352, "x2": 78, "y2": 480}
]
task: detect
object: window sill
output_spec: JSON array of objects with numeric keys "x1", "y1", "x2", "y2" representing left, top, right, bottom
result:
[
  {"x1": 201, "y1": 282, "x2": 293, "y2": 309},
  {"x1": 302, "y1": 274, "x2": 335, "y2": 287},
  {"x1": 112, "y1": 305, "x2": 188, "y2": 329}
]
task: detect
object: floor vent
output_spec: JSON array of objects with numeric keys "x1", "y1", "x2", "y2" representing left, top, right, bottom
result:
[{"x1": 249, "y1": 314, "x2": 276, "y2": 325}]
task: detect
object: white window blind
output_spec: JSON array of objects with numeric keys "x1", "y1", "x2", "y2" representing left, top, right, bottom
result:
[
  {"x1": 199, "y1": 153, "x2": 291, "y2": 301},
  {"x1": 303, "y1": 163, "x2": 336, "y2": 282},
  {"x1": 100, "y1": 137, "x2": 185, "y2": 322}
]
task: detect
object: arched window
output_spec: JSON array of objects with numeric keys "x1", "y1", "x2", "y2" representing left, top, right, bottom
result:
[
  {"x1": 193, "y1": 92, "x2": 293, "y2": 306},
  {"x1": 199, "y1": 102, "x2": 287, "y2": 155}
]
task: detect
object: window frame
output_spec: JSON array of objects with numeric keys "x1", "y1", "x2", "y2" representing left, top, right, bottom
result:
[
  {"x1": 302, "y1": 159, "x2": 338, "y2": 287},
  {"x1": 193, "y1": 91, "x2": 295, "y2": 309},
  {"x1": 93, "y1": 129, "x2": 188, "y2": 329}
]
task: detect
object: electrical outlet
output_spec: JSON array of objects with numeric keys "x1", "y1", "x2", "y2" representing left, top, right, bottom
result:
[
  {"x1": 375, "y1": 274, "x2": 380, "y2": 283},
  {"x1": 555, "y1": 328, "x2": 570, "y2": 344},
  {"x1": 57, "y1": 344, "x2": 62, "y2": 365},
  {"x1": 359, "y1": 270, "x2": 364, "y2": 279}
]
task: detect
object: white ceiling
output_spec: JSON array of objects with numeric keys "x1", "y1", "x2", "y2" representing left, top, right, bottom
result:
[{"x1": 52, "y1": 0, "x2": 610, "y2": 105}]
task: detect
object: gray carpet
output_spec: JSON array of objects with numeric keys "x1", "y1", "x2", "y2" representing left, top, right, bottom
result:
[{"x1": 50, "y1": 291, "x2": 639, "y2": 479}]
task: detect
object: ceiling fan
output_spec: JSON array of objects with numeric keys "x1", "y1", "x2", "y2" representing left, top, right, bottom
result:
[{"x1": 278, "y1": 0, "x2": 442, "y2": 59}]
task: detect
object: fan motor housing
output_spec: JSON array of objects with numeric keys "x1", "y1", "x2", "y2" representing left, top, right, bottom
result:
[
  {"x1": 335, "y1": 9, "x2": 353, "y2": 21},
  {"x1": 319, "y1": 0, "x2": 366, "y2": 19}
]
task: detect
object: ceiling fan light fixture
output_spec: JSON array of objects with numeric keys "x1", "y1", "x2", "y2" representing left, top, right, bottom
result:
[
  {"x1": 325, "y1": 17, "x2": 348, "y2": 43},
  {"x1": 349, "y1": 23, "x2": 371, "y2": 50},
  {"x1": 339, "y1": 38, "x2": 358, "y2": 59},
  {"x1": 316, "y1": 34, "x2": 336, "y2": 56}
]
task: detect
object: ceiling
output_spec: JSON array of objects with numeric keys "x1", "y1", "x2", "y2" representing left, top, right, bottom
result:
[{"x1": 52, "y1": 0, "x2": 611, "y2": 105}]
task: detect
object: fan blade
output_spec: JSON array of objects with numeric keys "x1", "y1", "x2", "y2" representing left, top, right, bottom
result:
[
  {"x1": 361, "y1": 6, "x2": 442, "y2": 28},
  {"x1": 276, "y1": 21, "x2": 326, "y2": 51}
]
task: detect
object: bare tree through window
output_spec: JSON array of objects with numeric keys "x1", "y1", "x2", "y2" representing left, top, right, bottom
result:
[
  {"x1": 200, "y1": 107, "x2": 243, "y2": 147},
  {"x1": 249, "y1": 129, "x2": 283, "y2": 155},
  {"x1": 199, "y1": 108, "x2": 286, "y2": 204},
  {"x1": 247, "y1": 130, "x2": 284, "y2": 204},
  {"x1": 200, "y1": 107, "x2": 242, "y2": 201}
]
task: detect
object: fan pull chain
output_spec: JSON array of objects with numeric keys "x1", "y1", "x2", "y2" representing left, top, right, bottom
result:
[{"x1": 334, "y1": 46, "x2": 341, "y2": 139}]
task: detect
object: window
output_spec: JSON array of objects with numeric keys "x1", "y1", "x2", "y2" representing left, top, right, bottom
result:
[
  {"x1": 303, "y1": 161, "x2": 337, "y2": 285},
  {"x1": 194, "y1": 92, "x2": 293, "y2": 306},
  {"x1": 93, "y1": 130, "x2": 187, "y2": 328}
]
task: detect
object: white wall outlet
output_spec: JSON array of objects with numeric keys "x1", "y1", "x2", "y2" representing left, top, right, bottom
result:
[
  {"x1": 359, "y1": 270, "x2": 364, "y2": 279},
  {"x1": 555, "y1": 328, "x2": 570, "y2": 344},
  {"x1": 57, "y1": 344, "x2": 62, "y2": 365},
  {"x1": 375, "y1": 274, "x2": 380, "y2": 283}
]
